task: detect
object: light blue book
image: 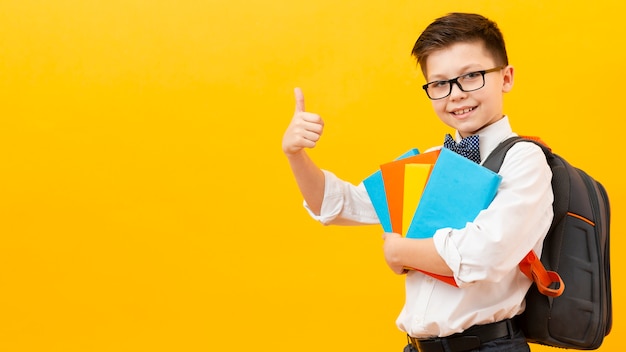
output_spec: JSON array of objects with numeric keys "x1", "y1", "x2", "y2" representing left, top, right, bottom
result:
[
  {"x1": 405, "y1": 148, "x2": 502, "y2": 239},
  {"x1": 363, "y1": 148, "x2": 419, "y2": 232}
]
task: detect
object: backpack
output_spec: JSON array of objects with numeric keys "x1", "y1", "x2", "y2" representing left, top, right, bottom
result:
[{"x1": 483, "y1": 136, "x2": 612, "y2": 350}]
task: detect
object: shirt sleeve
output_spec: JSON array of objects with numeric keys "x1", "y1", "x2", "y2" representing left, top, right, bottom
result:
[
  {"x1": 304, "y1": 170, "x2": 380, "y2": 226},
  {"x1": 433, "y1": 142, "x2": 554, "y2": 286}
]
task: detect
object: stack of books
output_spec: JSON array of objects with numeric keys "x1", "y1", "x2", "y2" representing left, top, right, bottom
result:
[{"x1": 363, "y1": 147, "x2": 502, "y2": 285}]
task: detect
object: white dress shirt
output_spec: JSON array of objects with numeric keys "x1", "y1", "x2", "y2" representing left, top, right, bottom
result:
[{"x1": 304, "y1": 116, "x2": 554, "y2": 338}]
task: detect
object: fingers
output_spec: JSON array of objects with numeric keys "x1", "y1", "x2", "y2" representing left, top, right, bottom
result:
[
  {"x1": 382, "y1": 232, "x2": 401, "y2": 240},
  {"x1": 299, "y1": 128, "x2": 322, "y2": 144},
  {"x1": 291, "y1": 87, "x2": 323, "y2": 136},
  {"x1": 294, "y1": 87, "x2": 305, "y2": 113},
  {"x1": 289, "y1": 117, "x2": 323, "y2": 146},
  {"x1": 283, "y1": 87, "x2": 324, "y2": 155},
  {"x1": 298, "y1": 114, "x2": 324, "y2": 133}
]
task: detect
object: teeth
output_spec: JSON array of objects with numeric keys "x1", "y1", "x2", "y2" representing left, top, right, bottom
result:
[{"x1": 454, "y1": 107, "x2": 473, "y2": 115}]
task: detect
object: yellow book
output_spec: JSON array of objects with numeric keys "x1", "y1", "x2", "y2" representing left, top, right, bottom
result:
[{"x1": 402, "y1": 163, "x2": 432, "y2": 236}]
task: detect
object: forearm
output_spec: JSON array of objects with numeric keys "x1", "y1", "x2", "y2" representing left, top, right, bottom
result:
[
  {"x1": 286, "y1": 149, "x2": 325, "y2": 215},
  {"x1": 383, "y1": 234, "x2": 452, "y2": 276}
]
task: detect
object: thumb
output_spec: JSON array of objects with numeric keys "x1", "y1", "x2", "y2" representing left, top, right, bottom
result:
[{"x1": 294, "y1": 87, "x2": 305, "y2": 113}]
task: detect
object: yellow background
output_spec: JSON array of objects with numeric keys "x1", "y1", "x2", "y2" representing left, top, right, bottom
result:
[{"x1": 0, "y1": 0, "x2": 623, "y2": 351}]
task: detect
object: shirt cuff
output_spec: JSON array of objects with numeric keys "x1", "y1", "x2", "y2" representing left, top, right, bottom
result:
[
  {"x1": 303, "y1": 170, "x2": 343, "y2": 224},
  {"x1": 433, "y1": 228, "x2": 469, "y2": 285}
]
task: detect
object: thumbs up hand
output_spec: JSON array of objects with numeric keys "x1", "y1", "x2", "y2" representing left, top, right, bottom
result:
[{"x1": 282, "y1": 87, "x2": 325, "y2": 156}]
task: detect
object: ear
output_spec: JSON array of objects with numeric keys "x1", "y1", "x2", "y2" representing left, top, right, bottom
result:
[{"x1": 502, "y1": 65, "x2": 514, "y2": 93}]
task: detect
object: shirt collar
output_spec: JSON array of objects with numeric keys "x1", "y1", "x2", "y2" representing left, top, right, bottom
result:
[{"x1": 453, "y1": 116, "x2": 514, "y2": 165}]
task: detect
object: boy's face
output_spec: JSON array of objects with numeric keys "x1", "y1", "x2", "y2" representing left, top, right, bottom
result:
[{"x1": 424, "y1": 41, "x2": 514, "y2": 138}]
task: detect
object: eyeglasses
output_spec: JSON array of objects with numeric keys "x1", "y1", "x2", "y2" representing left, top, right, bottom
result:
[{"x1": 422, "y1": 66, "x2": 505, "y2": 100}]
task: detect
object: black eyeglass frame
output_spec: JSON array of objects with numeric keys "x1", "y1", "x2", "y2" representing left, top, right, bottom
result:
[{"x1": 422, "y1": 66, "x2": 506, "y2": 100}]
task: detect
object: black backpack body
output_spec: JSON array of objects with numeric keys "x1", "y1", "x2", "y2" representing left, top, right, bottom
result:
[{"x1": 483, "y1": 136, "x2": 612, "y2": 350}]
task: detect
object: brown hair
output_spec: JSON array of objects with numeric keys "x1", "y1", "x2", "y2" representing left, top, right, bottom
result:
[{"x1": 412, "y1": 13, "x2": 509, "y2": 74}]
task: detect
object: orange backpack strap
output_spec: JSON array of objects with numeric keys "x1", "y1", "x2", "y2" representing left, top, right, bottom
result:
[{"x1": 519, "y1": 251, "x2": 564, "y2": 297}]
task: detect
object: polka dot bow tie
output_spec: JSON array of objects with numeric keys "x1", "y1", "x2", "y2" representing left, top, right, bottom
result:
[{"x1": 443, "y1": 134, "x2": 481, "y2": 164}]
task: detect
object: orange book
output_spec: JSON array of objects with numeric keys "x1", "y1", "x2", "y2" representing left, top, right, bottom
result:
[{"x1": 379, "y1": 150, "x2": 440, "y2": 234}]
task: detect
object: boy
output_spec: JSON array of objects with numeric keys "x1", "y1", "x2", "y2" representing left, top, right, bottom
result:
[{"x1": 282, "y1": 13, "x2": 553, "y2": 352}]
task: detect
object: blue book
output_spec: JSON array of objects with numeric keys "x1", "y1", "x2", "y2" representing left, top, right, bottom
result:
[
  {"x1": 363, "y1": 148, "x2": 419, "y2": 232},
  {"x1": 405, "y1": 148, "x2": 502, "y2": 239}
]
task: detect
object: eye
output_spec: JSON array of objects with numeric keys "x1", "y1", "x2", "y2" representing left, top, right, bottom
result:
[
  {"x1": 430, "y1": 81, "x2": 449, "y2": 88},
  {"x1": 461, "y1": 71, "x2": 483, "y2": 80}
]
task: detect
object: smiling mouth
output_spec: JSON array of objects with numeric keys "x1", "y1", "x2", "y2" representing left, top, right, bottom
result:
[{"x1": 452, "y1": 107, "x2": 475, "y2": 115}]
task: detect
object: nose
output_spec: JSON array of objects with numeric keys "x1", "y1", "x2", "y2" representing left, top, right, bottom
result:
[{"x1": 449, "y1": 81, "x2": 467, "y2": 100}]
